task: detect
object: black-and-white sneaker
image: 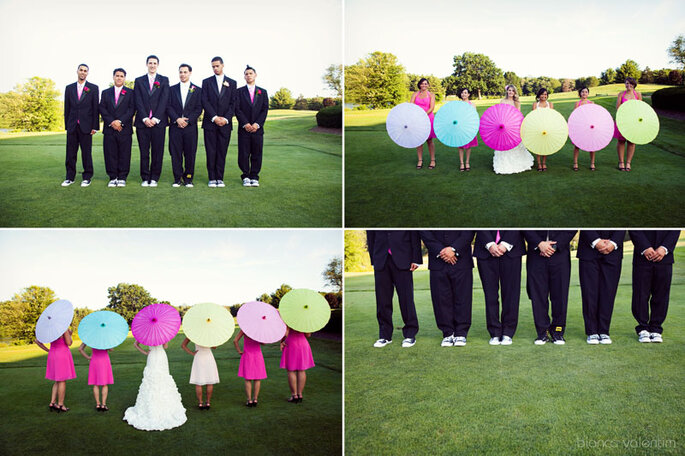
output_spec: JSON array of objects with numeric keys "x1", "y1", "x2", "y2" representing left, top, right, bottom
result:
[
  {"x1": 401, "y1": 338, "x2": 416, "y2": 348},
  {"x1": 638, "y1": 330, "x2": 651, "y2": 343},
  {"x1": 586, "y1": 334, "x2": 600, "y2": 345},
  {"x1": 208, "y1": 180, "x2": 217, "y2": 188},
  {"x1": 117, "y1": 179, "x2": 126, "y2": 187},
  {"x1": 61, "y1": 180, "x2": 74, "y2": 187},
  {"x1": 149, "y1": 180, "x2": 158, "y2": 187},
  {"x1": 172, "y1": 181, "x2": 182, "y2": 187},
  {"x1": 141, "y1": 180, "x2": 150, "y2": 187},
  {"x1": 650, "y1": 332, "x2": 663, "y2": 343},
  {"x1": 500, "y1": 335, "x2": 513, "y2": 345},
  {"x1": 373, "y1": 339, "x2": 392, "y2": 348},
  {"x1": 216, "y1": 180, "x2": 226, "y2": 188},
  {"x1": 534, "y1": 335, "x2": 549, "y2": 345},
  {"x1": 81, "y1": 179, "x2": 91, "y2": 187},
  {"x1": 489, "y1": 337, "x2": 500, "y2": 345},
  {"x1": 599, "y1": 334, "x2": 612, "y2": 345},
  {"x1": 185, "y1": 181, "x2": 193, "y2": 188},
  {"x1": 552, "y1": 332, "x2": 566, "y2": 345},
  {"x1": 453, "y1": 336, "x2": 467, "y2": 347},
  {"x1": 108, "y1": 179, "x2": 117, "y2": 188},
  {"x1": 242, "y1": 178, "x2": 251, "y2": 187},
  {"x1": 250, "y1": 179, "x2": 259, "y2": 187},
  {"x1": 440, "y1": 335, "x2": 454, "y2": 347}
]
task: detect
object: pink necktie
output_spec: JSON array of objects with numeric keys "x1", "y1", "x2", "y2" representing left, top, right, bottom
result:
[
  {"x1": 115, "y1": 90, "x2": 120, "y2": 105},
  {"x1": 388, "y1": 249, "x2": 392, "y2": 255},
  {"x1": 250, "y1": 89, "x2": 255, "y2": 103},
  {"x1": 495, "y1": 230, "x2": 501, "y2": 244},
  {"x1": 149, "y1": 79, "x2": 154, "y2": 118},
  {"x1": 77, "y1": 85, "x2": 83, "y2": 100}
]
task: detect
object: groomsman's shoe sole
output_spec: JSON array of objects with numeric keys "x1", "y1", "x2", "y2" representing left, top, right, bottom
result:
[
  {"x1": 587, "y1": 335, "x2": 600, "y2": 345},
  {"x1": 216, "y1": 180, "x2": 226, "y2": 188},
  {"x1": 250, "y1": 180, "x2": 259, "y2": 187},
  {"x1": 61, "y1": 180, "x2": 74, "y2": 187},
  {"x1": 440, "y1": 336, "x2": 454, "y2": 347},
  {"x1": 208, "y1": 180, "x2": 217, "y2": 188},
  {"x1": 599, "y1": 334, "x2": 612, "y2": 344},
  {"x1": 117, "y1": 180, "x2": 126, "y2": 187},
  {"x1": 185, "y1": 183, "x2": 194, "y2": 188},
  {"x1": 489, "y1": 337, "x2": 501, "y2": 345},
  {"x1": 172, "y1": 182, "x2": 182, "y2": 187},
  {"x1": 149, "y1": 180, "x2": 158, "y2": 187},
  {"x1": 500, "y1": 336, "x2": 513, "y2": 345},
  {"x1": 242, "y1": 178, "x2": 251, "y2": 187}
]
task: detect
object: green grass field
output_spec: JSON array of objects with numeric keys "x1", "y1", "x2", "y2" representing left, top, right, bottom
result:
[
  {"x1": 0, "y1": 110, "x2": 341, "y2": 227},
  {"x1": 0, "y1": 333, "x2": 341, "y2": 455},
  {"x1": 344, "y1": 244, "x2": 685, "y2": 455},
  {"x1": 344, "y1": 84, "x2": 685, "y2": 227}
]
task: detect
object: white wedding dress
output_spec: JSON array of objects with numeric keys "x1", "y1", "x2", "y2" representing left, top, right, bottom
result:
[
  {"x1": 492, "y1": 99, "x2": 534, "y2": 174},
  {"x1": 123, "y1": 345, "x2": 187, "y2": 431}
]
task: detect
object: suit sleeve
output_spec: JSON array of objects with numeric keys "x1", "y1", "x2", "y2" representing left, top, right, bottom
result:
[
  {"x1": 135, "y1": 78, "x2": 147, "y2": 119},
  {"x1": 91, "y1": 85, "x2": 100, "y2": 130},
  {"x1": 662, "y1": 231, "x2": 680, "y2": 253},
  {"x1": 121, "y1": 88, "x2": 135, "y2": 126},
  {"x1": 629, "y1": 231, "x2": 650, "y2": 255},
  {"x1": 187, "y1": 88, "x2": 203, "y2": 124},
  {"x1": 451, "y1": 231, "x2": 474, "y2": 252},
  {"x1": 256, "y1": 89, "x2": 268, "y2": 126},
  {"x1": 477, "y1": 230, "x2": 495, "y2": 245},
  {"x1": 166, "y1": 88, "x2": 180, "y2": 124},
  {"x1": 99, "y1": 91, "x2": 114, "y2": 127},
  {"x1": 64, "y1": 86, "x2": 70, "y2": 129},
  {"x1": 202, "y1": 81, "x2": 217, "y2": 121},
  {"x1": 555, "y1": 230, "x2": 577, "y2": 248},
  {"x1": 610, "y1": 231, "x2": 626, "y2": 248},
  {"x1": 582, "y1": 230, "x2": 600, "y2": 247},
  {"x1": 235, "y1": 91, "x2": 249, "y2": 127},
  {"x1": 523, "y1": 231, "x2": 545, "y2": 249},
  {"x1": 366, "y1": 231, "x2": 375, "y2": 266},
  {"x1": 419, "y1": 230, "x2": 441, "y2": 257},
  {"x1": 411, "y1": 231, "x2": 423, "y2": 265}
]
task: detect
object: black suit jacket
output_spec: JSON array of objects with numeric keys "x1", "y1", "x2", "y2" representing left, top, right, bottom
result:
[
  {"x1": 524, "y1": 230, "x2": 577, "y2": 255},
  {"x1": 99, "y1": 86, "x2": 135, "y2": 135},
  {"x1": 64, "y1": 81, "x2": 100, "y2": 133},
  {"x1": 201, "y1": 75, "x2": 238, "y2": 130},
  {"x1": 235, "y1": 86, "x2": 268, "y2": 135},
  {"x1": 134, "y1": 74, "x2": 170, "y2": 128},
  {"x1": 473, "y1": 230, "x2": 526, "y2": 259},
  {"x1": 167, "y1": 82, "x2": 203, "y2": 128},
  {"x1": 629, "y1": 230, "x2": 679, "y2": 265},
  {"x1": 577, "y1": 230, "x2": 625, "y2": 261},
  {"x1": 420, "y1": 230, "x2": 474, "y2": 270},
  {"x1": 367, "y1": 231, "x2": 422, "y2": 270}
]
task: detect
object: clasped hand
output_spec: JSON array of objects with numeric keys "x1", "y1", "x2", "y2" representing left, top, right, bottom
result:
[
  {"x1": 644, "y1": 247, "x2": 666, "y2": 262},
  {"x1": 596, "y1": 239, "x2": 615, "y2": 255},
  {"x1": 538, "y1": 241, "x2": 557, "y2": 257},
  {"x1": 488, "y1": 243, "x2": 508, "y2": 258},
  {"x1": 439, "y1": 247, "x2": 457, "y2": 265}
]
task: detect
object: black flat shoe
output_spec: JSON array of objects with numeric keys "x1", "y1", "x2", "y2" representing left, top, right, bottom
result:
[
  {"x1": 96, "y1": 404, "x2": 102, "y2": 411},
  {"x1": 459, "y1": 164, "x2": 465, "y2": 172},
  {"x1": 465, "y1": 164, "x2": 470, "y2": 171},
  {"x1": 416, "y1": 160, "x2": 423, "y2": 169},
  {"x1": 297, "y1": 395, "x2": 303, "y2": 403}
]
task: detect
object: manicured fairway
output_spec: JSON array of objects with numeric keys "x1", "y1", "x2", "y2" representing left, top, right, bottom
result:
[
  {"x1": 0, "y1": 333, "x2": 341, "y2": 455},
  {"x1": 0, "y1": 110, "x2": 341, "y2": 227},
  {"x1": 344, "y1": 244, "x2": 684, "y2": 455},
  {"x1": 344, "y1": 85, "x2": 685, "y2": 227}
]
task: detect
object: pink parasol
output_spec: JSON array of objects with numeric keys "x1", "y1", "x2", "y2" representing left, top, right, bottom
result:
[
  {"x1": 236, "y1": 301, "x2": 286, "y2": 344},
  {"x1": 479, "y1": 103, "x2": 524, "y2": 150},
  {"x1": 131, "y1": 303, "x2": 181, "y2": 346},
  {"x1": 567, "y1": 103, "x2": 614, "y2": 152}
]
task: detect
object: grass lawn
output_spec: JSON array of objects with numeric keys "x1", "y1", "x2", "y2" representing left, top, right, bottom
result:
[
  {"x1": 344, "y1": 84, "x2": 685, "y2": 227},
  {"x1": 0, "y1": 332, "x2": 341, "y2": 455},
  {"x1": 0, "y1": 110, "x2": 341, "y2": 227},
  {"x1": 344, "y1": 244, "x2": 685, "y2": 455}
]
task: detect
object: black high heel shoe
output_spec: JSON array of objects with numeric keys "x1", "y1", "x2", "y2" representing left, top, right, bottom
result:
[
  {"x1": 56, "y1": 404, "x2": 69, "y2": 413},
  {"x1": 49, "y1": 402, "x2": 57, "y2": 412},
  {"x1": 287, "y1": 395, "x2": 298, "y2": 403},
  {"x1": 297, "y1": 395, "x2": 303, "y2": 403}
]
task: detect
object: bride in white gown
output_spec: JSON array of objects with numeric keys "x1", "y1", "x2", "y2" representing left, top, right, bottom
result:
[
  {"x1": 123, "y1": 342, "x2": 187, "y2": 431},
  {"x1": 492, "y1": 84, "x2": 534, "y2": 174}
]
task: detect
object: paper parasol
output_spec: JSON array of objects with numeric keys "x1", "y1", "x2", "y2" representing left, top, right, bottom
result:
[
  {"x1": 616, "y1": 99, "x2": 659, "y2": 145},
  {"x1": 479, "y1": 103, "x2": 524, "y2": 150},
  {"x1": 131, "y1": 303, "x2": 181, "y2": 346},
  {"x1": 433, "y1": 101, "x2": 480, "y2": 147},
  {"x1": 35, "y1": 299, "x2": 74, "y2": 344},
  {"x1": 236, "y1": 301, "x2": 286, "y2": 344},
  {"x1": 77, "y1": 310, "x2": 129, "y2": 350},
  {"x1": 567, "y1": 103, "x2": 614, "y2": 152},
  {"x1": 386, "y1": 103, "x2": 431, "y2": 148},
  {"x1": 278, "y1": 289, "x2": 331, "y2": 333},
  {"x1": 181, "y1": 302, "x2": 235, "y2": 347},
  {"x1": 520, "y1": 108, "x2": 568, "y2": 155}
]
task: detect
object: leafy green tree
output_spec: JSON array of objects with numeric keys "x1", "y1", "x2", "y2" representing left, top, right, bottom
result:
[
  {"x1": 268, "y1": 284, "x2": 293, "y2": 309},
  {"x1": 293, "y1": 94, "x2": 309, "y2": 110},
  {"x1": 668, "y1": 70, "x2": 684, "y2": 85},
  {"x1": 323, "y1": 291, "x2": 342, "y2": 309},
  {"x1": 600, "y1": 68, "x2": 617, "y2": 85},
  {"x1": 406, "y1": 74, "x2": 444, "y2": 102},
  {"x1": 323, "y1": 64, "x2": 342, "y2": 97},
  {"x1": 668, "y1": 34, "x2": 685, "y2": 69},
  {"x1": 639, "y1": 66, "x2": 654, "y2": 84},
  {"x1": 270, "y1": 87, "x2": 295, "y2": 109},
  {"x1": 344, "y1": 231, "x2": 372, "y2": 272},
  {"x1": 108, "y1": 81, "x2": 135, "y2": 90},
  {"x1": 0, "y1": 91, "x2": 24, "y2": 130},
  {"x1": 307, "y1": 97, "x2": 324, "y2": 111},
  {"x1": 106, "y1": 283, "x2": 156, "y2": 324},
  {"x1": 616, "y1": 59, "x2": 641, "y2": 83},
  {"x1": 447, "y1": 52, "x2": 505, "y2": 99},
  {"x1": 323, "y1": 257, "x2": 342, "y2": 291},
  {"x1": 345, "y1": 51, "x2": 408, "y2": 108},
  {"x1": 560, "y1": 78, "x2": 575, "y2": 92},
  {"x1": 13, "y1": 77, "x2": 61, "y2": 131},
  {"x1": 256, "y1": 293, "x2": 271, "y2": 304},
  {"x1": 0, "y1": 286, "x2": 57, "y2": 344},
  {"x1": 655, "y1": 69, "x2": 670, "y2": 84},
  {"x1": 523, "y1": 77, "x2": 560, "y2": 96},
  {"x1": 228, "y1": 304, "x2": 242, "y2": 317}
]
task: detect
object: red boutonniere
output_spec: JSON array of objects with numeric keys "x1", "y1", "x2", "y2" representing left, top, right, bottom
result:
[
  {"x1": 189, "y1": 86, "x2": 196, "y2": 93},
  {"x1": 121, "y1": 90, "x2": 127, "y2": 95},
  {"x1": 257, "y1": 89, "x2": 262, "y2": 95},
  {"x1": 84, "y1": 86, "x2": 90, "y2": 93},
  {"x1": 154, "y1": 81, "x2": 160, "y2": 88}
]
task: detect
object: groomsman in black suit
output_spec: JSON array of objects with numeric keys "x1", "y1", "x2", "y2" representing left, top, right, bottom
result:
[
  {"x1": 420, "y1": 231, "x2": 474, "y2": 347},
  {"x1": 99, "y1": 68, "x2": 134, "y2": 187},
  {"x1": 473, "y1": 230, "x2": 526, "y2": 345},
  {"x1": 367, "y1": 230, "x2": 422, "y2": 348},
  {"x1": 524, "y1": 230, "x2": 577, "y2": 345},
  {"x1": 167, "y1": 64, "x2": 203, "y2": 188},
  {"x1": 629, "y1": 230, "x2": 680, "y2": 343},
  {"x1": 236, "y1": 65, "x2": 269, "y2": 187},
  {"x1": 134, "y1": 55, "x2": 169, "y2": 187},
  {"x1": 577, "y1": 230, "x2": 626, "y2": 344},
  {"x1": 201, "y1": 57, "x2": 238, "y2": 188},
  {"x1": 62, "y1": 64, "x2": 99, "y2": 187}
]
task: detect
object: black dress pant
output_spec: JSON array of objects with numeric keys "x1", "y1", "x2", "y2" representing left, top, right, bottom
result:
[
  {"x1": 477, "y1": 256, "x2": 521, "y2": 338},
  {"x1": 579, "y1": 257, "x2": 621, "y2": 335},
  {"x1": 169, "y1": 126, "x2": 197, "y2": 183},
  {"x1": 136, "y1": 125, "x2": 166, "y2": 182},
  {"x1": 103, "y1": 132, "x2": 132, "y2": 180},
  {"x1": 65, "y1": 128, "x2": 93, "y2": 181},
  {"x1": 632, "y1": 261, "x2": 672, "y2": 334},
  {"x1": 429, "y1": 267, "x2": 472, "y2": 337},
  {"x1": 374, "y1": 259, "x2": 418, "y2": 340},
  {"x1": 204, "y1": 127, "x2": 231, "y2": 181},
  {"x1": 238, "y1": 131, "x2": 264, "y2": 180},
  {"x1": 527, "y1": 252, "x2": 571, "y2": 337}
]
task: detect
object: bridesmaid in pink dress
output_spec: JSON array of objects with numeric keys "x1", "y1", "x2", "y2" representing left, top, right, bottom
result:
[
  {"x1": 457, "y1": 88, "x2": 478, "y2": 171},
  {"x1": 572, "y1": 87, "x2": 596, "y2": 171},
  {"x1": 410, "y1": 78, "x2": 436, "y2": 169},
  {"x1": 35, "y1": 329, "x2": 76, "y2": 413},
  {"x1": 280, "y1": 327, "x2": 315, "y2": 403},
  {"x1": 78, "y1": 343, "x2": 113, "y2": 411},
  {"x1": 234, "y1": 329, "x2": 267, "y2": 407},
  {"x1": 614, "y1": 77, "x2": 642, "y2": 171}
]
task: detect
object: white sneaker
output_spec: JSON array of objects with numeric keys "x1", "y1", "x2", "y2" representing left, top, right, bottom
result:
[
  {"x1": 373, "y1": 338, "x2": 392, "y2": 348},
  {"x1": 141, "y1": 180, "x2": 149, "y2": 187},
  {"x1": 172, "y1": 182, "x2": 181, "y2": 187},
  {"x1": 185, "y1": 182, "x2": 193, "y2": 188},
  {"x1": 500, "y1": 335, "x2": 513, "y2": 345},
  {"x1": 587, "y1": 334, "x2": 600, "y2": 345},
  {"x1": 453, "y1": 336, "x2": 467, "y2": 347},
  {"x1": 117, "y1": 179, "x2": 126, "y2": 187},
  {"x1": 216, "y1": 180, "x2": 225, "y2": 188},
  {"x1": 61, "y1": 180, "x2": 74, "y2": 187},
  {"x1": 599, "y1": 334, "x2": 612, "y2": 345},
  {"x1": 441, "y1": 336, "x2": 454, "y2": 347},
  {"x1": 489, "y1": 337, "x2": 500, "y2": 345},
  {"x1": 250, "y1": 179, "x2": 259, "y2": 187},
  {"x1": 208, "y1": 180, "x2": 217, "y2": 188},
  {"x1": 81, "y1": 179, "x2": 91, "y2": 187},
  {"x1": 108, "y1": 179, "x2": 117, "y2": 188},
  {"x1": 242, "y1": 178, "x2": 251, "y2": 187},
  {"x1": 638, "y1": 330, "x2": 651, "y2": 343},
  {"x1": 149, "y1": 180, "x2": 158, "y2": 187},
  {"x1": 650, "y1": 332, "x2": 663, "y2": 343},
  {"x1": 401, "y1": 338, "x2": 416, "y2": 348}
]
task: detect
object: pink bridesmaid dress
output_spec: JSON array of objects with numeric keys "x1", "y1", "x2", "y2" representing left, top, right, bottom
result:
[
  {"x1": 45, "y1": 336, "x2": 76, "y2": 381},
  {"x1": 238, "y1": 336, "x2": 267, "y2": 380},
  {"x1": 413, "y1": 92, "x2": 436, "y2": 139},
  {"x1": 613, "y1": 91, "x2": 639, "y2": 141},
  {"x1": 463, "y1": 101, "x2": 478, "y2": 148},
  {"x1": 280, "y1": 330, "x2": 315, "y2": 371},
  {"x1": 88, "y1": 349, "x2": 113, "y2": 385}
]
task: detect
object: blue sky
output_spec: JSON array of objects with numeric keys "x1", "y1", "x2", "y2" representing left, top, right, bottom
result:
[
  {"x1": 0, "y1": 229, "x2": 341, "y2": 309},
  {"x1": 346, "y1": 0, "x2": 685, "y2": 79},
  {"x1": 0, "y1": 0, "x2": 342, "y2": 98}
]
